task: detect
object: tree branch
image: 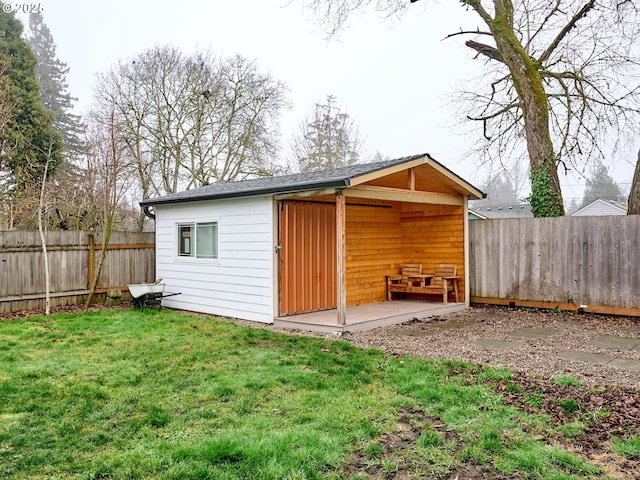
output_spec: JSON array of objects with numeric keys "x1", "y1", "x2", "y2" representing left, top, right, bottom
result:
[
  {"x1": 525, "y1": 0, "x2": 562, "y2": 52},
  {"x1": 538, "y1": 0, "x2": 596, "y2": 64},
  {"x1": 443, "y1": 28, "x2": 493, "y2": 41},
  {"x1": 467, "y1": 101, "x2": 521, "y2": 122},
  {"x1": 465, "y1": 40, "x2": 505, "y2": 63}
]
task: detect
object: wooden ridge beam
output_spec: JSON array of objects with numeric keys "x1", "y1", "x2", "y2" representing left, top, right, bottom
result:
[{"x1": 343, "y1": 185, "x2": 463, "y2": 206}]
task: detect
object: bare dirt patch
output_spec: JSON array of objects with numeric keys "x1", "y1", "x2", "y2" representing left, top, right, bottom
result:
[{"x1": 339, "y1": 405, "x2": 517, "y2": 480}]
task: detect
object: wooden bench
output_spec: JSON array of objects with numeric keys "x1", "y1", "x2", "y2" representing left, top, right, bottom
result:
[{"x1": 387, "y1": 263, "x2": 459, "y2": 304}]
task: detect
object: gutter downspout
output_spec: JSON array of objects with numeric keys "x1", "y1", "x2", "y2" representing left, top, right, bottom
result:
[{"x1": 143, "y1": 206, "x2": 156, "y2": 220}]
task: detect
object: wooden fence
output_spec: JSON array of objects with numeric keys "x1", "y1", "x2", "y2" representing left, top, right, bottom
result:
[
  {"x1": 0, "y1": 231, "x2": 155, "y2": 313},
  {"x1": 469, "y1": 216, "x2": 640, "y2": 315},
  {"x1": 3, "y1": 217, "x2": 640, "y2": 316}
]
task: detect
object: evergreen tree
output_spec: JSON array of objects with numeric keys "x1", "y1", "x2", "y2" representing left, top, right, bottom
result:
[
  {"x1": 580, "y1": 162, "x2": 623, "y2": 208},
  {"x1": 566, "y1": 198, "x2": 579, "y2": 216},
  {"x1": 26, "y1": 12, "x2": 84, "y2": 164},
  {"x1": 471, "y1": 172, "x2": 520, "y2": 207},
  {"x1": 291, "y1": 95, "x2": 365, "y2": 173},
  {"x1": 0, "y1": 6, "x2": 62, "y2": 192}
]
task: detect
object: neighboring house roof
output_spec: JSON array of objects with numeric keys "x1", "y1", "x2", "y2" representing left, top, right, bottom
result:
[
  {"x1": 571, "y1": 198, "x2": 627, "y2": 217},
  {"x1": 140, "y1": 153, "x2": 484, "y2": 207},
  {"x1": 468, "y1": 210, "x2": 488, "y2": 220},
  {"x1": 468, "y1": 203, "x2": 533, "y2": 219}
]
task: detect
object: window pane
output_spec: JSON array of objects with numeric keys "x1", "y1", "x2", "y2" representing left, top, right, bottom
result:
[
  {"x1": 178, "y1": 224, "x2": 194, "y2": 256},
  {"x1": 196, "y1": 222, "x2": 218, "y2": 259}
]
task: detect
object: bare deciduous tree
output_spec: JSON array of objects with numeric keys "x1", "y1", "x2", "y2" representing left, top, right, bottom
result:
[
  {"x1": 302, "y1": 0, "x2": 640, "y2": 217},
  {"x1": 93, "y1": 47, "x2": 289, "y2": 205},
  {"x1": 37, "y1": 141, "x2": 55, "y2": 315},
  {"x1": 84, "y1": 106, "x2": 134, "y2": 306}
]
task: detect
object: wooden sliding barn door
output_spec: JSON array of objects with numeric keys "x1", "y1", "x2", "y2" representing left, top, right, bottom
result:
[{"x1": 278, "y1": 201, "x2": 337, "y2": 316}]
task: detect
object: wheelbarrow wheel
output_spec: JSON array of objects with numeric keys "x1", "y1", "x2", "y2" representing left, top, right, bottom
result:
[{"x1": 133, "y1": 296, "x2": 146, "y2": 309}]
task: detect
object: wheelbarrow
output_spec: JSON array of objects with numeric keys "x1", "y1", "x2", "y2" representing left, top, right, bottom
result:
[{"x1": 127, "y1": 280, "x2": 180, "y2": 309}]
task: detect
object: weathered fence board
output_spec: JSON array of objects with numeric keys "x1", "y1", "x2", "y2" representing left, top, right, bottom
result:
[
  {"x1": 0, "y1": 231, "x2": 155, "y2": 313},
  {"x1": 470, "y1": 216, "x2": 640, "y2": 312}
]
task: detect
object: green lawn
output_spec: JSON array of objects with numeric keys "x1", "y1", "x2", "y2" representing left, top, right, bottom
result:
[{"x1": 0, "y1": 308, "x2": 606, "y2": 479}]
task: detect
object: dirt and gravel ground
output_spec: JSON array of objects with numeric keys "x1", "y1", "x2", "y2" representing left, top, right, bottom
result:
[
  {"x1": 3, "y1": 303, "x2": 640, "y2": 478},
  {"x1": 342, "y1": 305, "x2": 640, "y2": 388}
]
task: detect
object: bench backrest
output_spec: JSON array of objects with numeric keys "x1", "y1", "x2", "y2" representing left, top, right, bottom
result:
[
  {"x1": 435, "y1": 264, "x2": 456, "y2": 277},
  {"x1": 401, "y1": 264, "x2": 422, "y2": 275},
  {"x1": 431, "y1": 264, "x2": 457, "y2": 287}
]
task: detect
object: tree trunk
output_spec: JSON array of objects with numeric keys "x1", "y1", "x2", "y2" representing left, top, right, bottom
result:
[
  {"x1": 85, "y1": 228, "x2": 111, "y2": 306},
  {"x1": 628, "y1": 149, "x2": 640, "y2": 215},
  {"x1": 490, "y1": 0, "x2": 564, "y2": 217},
  {"x1": 38, "y1": 149, "x2": 51, "y2": 315},
  {"x1": 466, "y1": 0, "x2": 564, "y2": 217}
]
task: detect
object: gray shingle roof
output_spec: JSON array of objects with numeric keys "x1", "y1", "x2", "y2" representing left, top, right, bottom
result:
[
  {"x1": 140, "y1": 154, "x2": 427, "y2": 207},
  {"x1": 469, "y1": 203, "x2": 533, "y2": 219}
]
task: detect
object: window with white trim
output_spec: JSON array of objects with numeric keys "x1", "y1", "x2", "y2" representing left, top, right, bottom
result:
[{"x1": 178, "y1": 222, "x2": 218, "y2": 259}]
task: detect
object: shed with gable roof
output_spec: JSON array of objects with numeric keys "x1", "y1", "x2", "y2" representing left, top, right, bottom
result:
[{"x1": 140, "y1": 153, "x2": 484, "y2": 332}]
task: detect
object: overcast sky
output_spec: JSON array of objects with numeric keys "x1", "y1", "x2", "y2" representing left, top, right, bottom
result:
[{"x1": 20, "y1": 0, "x2": 636, "y2": 203}]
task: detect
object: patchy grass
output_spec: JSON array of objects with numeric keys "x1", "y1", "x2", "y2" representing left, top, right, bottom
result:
[
  {"x1": 553, "y1": 375, "x2": 584, "y2": 388},
  {"x1": 611, "y1": 435, "x2": 640, "y2": 460},
  {"x1": 0, "y1": 308, "x2": 610, "y2": 479}
]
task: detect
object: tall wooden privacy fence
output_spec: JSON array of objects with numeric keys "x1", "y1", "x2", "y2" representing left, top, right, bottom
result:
[
  {"x1": 0, "y1": 231, "x2": 155, "y2": 313},
  {"x1": 2, "y1": 218, "x2": 640, "y2": 316},
  {"x1": 469, "y1": 216, "x2": 640, "y2": 315}
]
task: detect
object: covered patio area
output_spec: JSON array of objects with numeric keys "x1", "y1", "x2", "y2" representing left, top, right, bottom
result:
[{"x1": 274, "y1": 299, "x2": 466, "y2": 334}]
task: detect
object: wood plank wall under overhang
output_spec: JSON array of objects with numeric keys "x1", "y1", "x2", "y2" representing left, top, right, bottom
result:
[{"x1": 345, "y1": 201, "x2": 465, "y2": 306}]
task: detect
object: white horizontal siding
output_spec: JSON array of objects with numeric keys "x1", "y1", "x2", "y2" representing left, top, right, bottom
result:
[
  {"x1": 572, "y1": 199, "x2": 626, "y2": 217},
  {"x1": 154, "y1": 196, "x2": 275, "y2": 323}
]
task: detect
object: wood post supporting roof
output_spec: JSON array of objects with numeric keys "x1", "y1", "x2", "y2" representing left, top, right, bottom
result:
[{"x1": 336, "y1": 191, "x2": 346, "y2": 326}]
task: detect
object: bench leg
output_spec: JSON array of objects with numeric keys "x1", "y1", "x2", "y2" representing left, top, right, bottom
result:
[
  {"x1": 453, "y1": 279, "x2": 459, "y2": 302},
  {"x1": 442, "y1": 279, "x2": 448, "y2": 304}
]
